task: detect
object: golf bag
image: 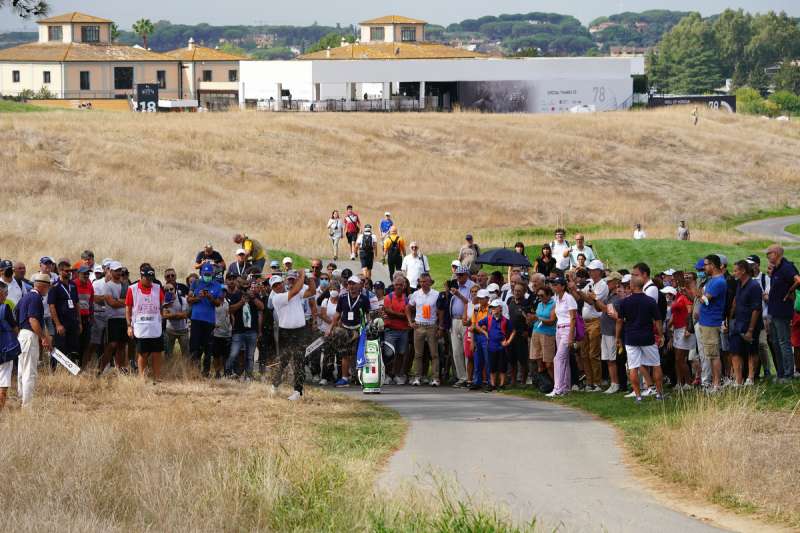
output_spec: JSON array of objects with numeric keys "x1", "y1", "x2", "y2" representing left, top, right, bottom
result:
[{"x1": 357, "y1": 317, "x2": 385, "y2": 394}]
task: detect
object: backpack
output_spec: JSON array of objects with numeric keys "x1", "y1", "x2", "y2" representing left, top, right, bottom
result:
[
  {"x1": 645, "y1": 281, "x2": 668, "y2": 321},
  {"x1": 0, "y1": 304, "x2": 21, "y2": 365},
  {"x1": 387, "y1": 236, "x2": 402, "y2": 263},
  {"x1": 532, "y1": 371, "x2": 554, "y2": 394},
  {"x1": 360, "y1": 234, "x2": 374, "y2": 257}
]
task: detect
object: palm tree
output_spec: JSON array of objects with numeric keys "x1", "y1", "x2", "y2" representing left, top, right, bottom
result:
[{"x1": 132, "y1": 18, "x2": 154, "y2": 50}]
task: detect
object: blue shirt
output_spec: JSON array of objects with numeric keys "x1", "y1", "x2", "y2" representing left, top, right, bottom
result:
[
  {"x1": 190, "y1": 279, "x2": 223, "y2": 324},
  {"x1": 47, "y1": 280, "x2": 80, "y2": 329},
  {"x1": 533, "y1": 299, "x2": 556, "y2": 336},
  {"x1": 479, "y1": 314, "x2": 508, "y2": 352},
  {"x1": 380, "y1": 219, "x2": 393, "y2": 235},
  {"x1": 733, "y1": 278, "x2": 763, "y2": 332},
  {"x1": 17, "y1": 289, "x2": 45, "y2": 331},
  {"x1": 449, "y1": 279, "x2": 475, "y2": 320},
  {"x1": 699, "y1": 275, "x2": 727, "y2": 327},
  {"x1": 768, "y1": 258, "x2": 799, "y2": 320},
  {"x1": 618, "y1": 293, "x2": 659, "y2": 346}
]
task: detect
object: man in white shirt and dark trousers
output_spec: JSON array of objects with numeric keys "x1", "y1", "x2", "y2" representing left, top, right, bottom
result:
[{"x1": 269, "y1": 269, "x2": 316, "y2": 401}]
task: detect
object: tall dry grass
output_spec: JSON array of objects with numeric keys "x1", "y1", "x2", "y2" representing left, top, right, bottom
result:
[
  {"x1": 648, "y1": 390, "x2": 800, "y2": 527},
  {"x1": 2, "y1": 107, "x2": 799, "y2": 273}
]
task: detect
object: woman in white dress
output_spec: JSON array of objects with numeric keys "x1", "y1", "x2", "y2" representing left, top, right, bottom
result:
[{"x1": 326, "y1": 210, "x2": 344, "y2": 261}]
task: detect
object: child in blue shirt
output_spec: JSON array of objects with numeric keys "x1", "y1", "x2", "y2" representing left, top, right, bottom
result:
[{"x1": 477, "y1": 299, "x2": 515, "y2": 391}]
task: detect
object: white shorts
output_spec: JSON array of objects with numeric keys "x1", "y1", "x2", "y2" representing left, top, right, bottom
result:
[
  {"x1": 0, "y1": 360, "x2": 12, "y2": 388},
  {"x1": 673, "y1": 328, "x2": 696, "y2": 351},
  {"x1": 626, "y1": 344, "x2": 660, "y2": 369},
  {"x1": 601, "y1": 335, "x2": 617, "y2": 361}
]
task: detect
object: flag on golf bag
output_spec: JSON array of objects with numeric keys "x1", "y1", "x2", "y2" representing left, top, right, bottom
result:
[{"x1": 355, "y1": 324, "x2": 368, "y2": 369}]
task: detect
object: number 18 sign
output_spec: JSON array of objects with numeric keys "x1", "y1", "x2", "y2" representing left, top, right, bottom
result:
[{"x1": 136, "y1": 83, "x2": 159, "y2": 113}]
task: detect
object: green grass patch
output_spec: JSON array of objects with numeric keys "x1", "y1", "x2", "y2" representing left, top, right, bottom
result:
[
  {"x1": 268, "y1": 249, "x2": 309, "y2": 269},
  {"x1": 785, "y1": 223, "x2": 800, "y2": 237},
  {"x1": 0, "y1": 99, "x2": 51, "y2": 112}
]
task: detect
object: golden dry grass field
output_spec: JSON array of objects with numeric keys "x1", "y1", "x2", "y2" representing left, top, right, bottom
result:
[{"x1": 2, "y1": 107, "x2": 799, "y2": 274}]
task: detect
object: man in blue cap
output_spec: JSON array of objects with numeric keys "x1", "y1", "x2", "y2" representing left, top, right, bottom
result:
[{"x1": 188, "y1": 262, "x2": 223, "y2": 376}]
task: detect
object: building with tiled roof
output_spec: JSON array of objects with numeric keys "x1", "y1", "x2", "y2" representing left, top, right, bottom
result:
[
  {"x1": 37, "y1": 11, "x2": 113, "y2": 24},
  {"x1": 164, "y1": 39, "x2": 244, "y2": 107},
  {"x1": 298, "y1": 42, "x2": 486, "y2": 60}
]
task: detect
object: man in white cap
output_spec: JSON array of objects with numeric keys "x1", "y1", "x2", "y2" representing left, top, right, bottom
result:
[
  {"x1": 98, "y1": 261, "x2": 129, "y2": 375},
  {"x1": 379, "y1": 212, "x2": 394, "y2": 242},
  {"x1": 269, "y1": 269, "x2": 316, "y2": 400},
  {"x1": 401, "y1": 242, "x2": 429, "y2": 290},
  {"x1": 448, "y1": 265, "x2": 475, "y2": 387},
  {"x1": 327, "y1": 275, "x2": 371, "y2": 387},
  {"x1": 15, "y1": 273, "x2": 53, "y2": 406},
  {"x1": 356, "y1": 224, "x2": 378, "y2": 280},
  {"x1": 228, "y1": 248, "x2": 249, "y2": 278},
  {"x1": 89, "y1": 264, "x2": 108, "y2": 367},
  {"x1": 282, "y1": 257, "x2": 293, "y2": 273},
  {"x1": 486, "y1": 283, "x2": 509, "y2": 319},
  {"x1": 450, "y1": 260, "x2": 461, "y2": 279},
  {"x1": 572, "y1": 259, "x2": 608, "y2": 391}
]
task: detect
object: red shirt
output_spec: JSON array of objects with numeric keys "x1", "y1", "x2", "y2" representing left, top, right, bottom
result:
[
  {"x1": 344, "y1": 211, "x2": 360, "y2": 234},
  {"x1": 383, "y1": 291, "x2": 410, "y2": 331},
  {"x1": 75, "y1": 278, "x2": 94, "y2": 317},
  {"x1": 125, "y1": 284, "x2": 165, "y2": 306},
  {"x1": 671, "y1": 294, "x2": 691, "y2": 330}
]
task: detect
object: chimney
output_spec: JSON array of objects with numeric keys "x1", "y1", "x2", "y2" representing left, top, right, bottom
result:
[{"x1": 188, "y1": 37, "x2": 195, "y2": 50}]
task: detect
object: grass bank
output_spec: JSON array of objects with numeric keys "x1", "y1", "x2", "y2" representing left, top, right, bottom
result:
[
  {"x1": 0, "y1": 358, "x2": 533, "y2": 532},
  {"x1": 508, "y1": 383, "x2": 800, "y2": 528},
  {"x1": 0, "y1": 99, "x2": 51, "y2": 112},
  {"x1": 785, "y1": 222, "x2": 800, "y2": 236}
]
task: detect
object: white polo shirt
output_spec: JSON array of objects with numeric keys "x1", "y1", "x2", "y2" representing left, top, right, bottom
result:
[
  {"x1": 555, "y1": 293, "x2": 578, "y2": 326},
  {"x1": 582, "y1": 279, "x2": 608, "y2": 320},
  {"x1": 272, "y1": 286, "x2": 308, "y2": 330},
  {"x1": 551, "y1": 241, "x2": 571, "y2": 271},
  {"x1": 401, "y1": 254, "x2": 429, "y2": 289},
  {"x1": 409, "y1": 288, "x2": 439, "y2": 326}
]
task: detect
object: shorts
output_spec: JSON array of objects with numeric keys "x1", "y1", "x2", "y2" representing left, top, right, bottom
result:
[
  {"x1": 90, "y1": 316, "x2": 107, "y2": 345},
  {"x1": 0, "y1": 360, "x2": 12, "y2": 387},
  {"x1": 489, "y1": 349, "x2": 507, "y2": 373},
  {"x1": 106, "y1": 318, "x2": 129, "y2": 344},
  {"x1": 346, "y1": 232, "x2": 358, "y2": 244},
  {"x1": 136, "y1": 336, "x2": 163, "y2": 354},
  {"x1": 360, "y1": 254, "x2": 374, "y2": 270},
  {"x1": 601, "y1": 335, "x2": 617, "y2": 361},
  {"x1": 530, "y1": 332, "x2": 555, "y2": 363},
  {"x1": 672, "y1": 327, "x2": 696, "y2": 351},
  {"x1": 719, "y1": 327, "x2": 730, "y2": 352},
  {"x1": 791, "y1": 313, "x2": 800, "y2": 348},
  {"x1": 625, "y1": 344, "x2": 660, "y2": 369},
  {"x1": 696, "y1": 325, "x2": 720, "y2": 359},
  {"x1": 508, "y1": 334, "x2": 528, "y2": 365}
]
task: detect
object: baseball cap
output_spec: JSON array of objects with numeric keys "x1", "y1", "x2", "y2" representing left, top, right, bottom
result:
[
  {"x1": 373, "y1": 281, "x2": 385, "y2": 290},
  {"x1": 455, "y1": 265, "x2": 470, "y2": 275},
  {"x1": 662, "y1": 269, "x2": 677, "y2": 276},
  {"x1": 109, "y1": 261, "x2": 123, "y2": 271},
  {"x1": 199, "y1": 263, "x2": 214, "y2": 275},
  {"x1": 694, "y1": 258, "x2": 705, "y2": 271},
  {"x1": 329, "y1": 290, "x2": 340, "y2": 298},
  {"x1": 489, "y1": 299, "x2": 502, "y2": 308},
  {"x1": 282, "y1": 257, "x2": 293, "y2": 265},
  {"x1": 204, "y1": 241, "x2": 213, "y2": 248},
  {"x1": 487, "y1": 283, "x2": 500, "y2": 293},
  {"x1": 270, "y1": 260, "x2": 280, "y2": 268},
  {"x1": 551, "y1": 277, "x2": 567, "y2": 286},
  {"x1": 384, "y1": 211, "x2": 391, "y2": 216},
  {"x1": 451, "y1": 260, "x2": 461, "y2": 268},
  {"x1": 746, "y1": 254, "x2": 760, "y2": 265},
  {"x1": 465, "y1": 234, "x2": 473, "y2": 240},
  {"x1": 235, "y1": 248, "x2": 247, "y2": 256},
  {"x1": 621, "y1": 274, "x2": 632, "y2": 284},
  {"x1": 347, "y1": 275, "x2": 361, "y2": 284},
  {"x1": 286, "y1": 270, "x2": 299, "y2": 279},
  {"x1": 587, "y1": 260, "x2": 604, "y2": 271},
  {"x1": 364, "y1": 226, "x2": 372, "y2": 234},
  {"x1": 101, "y1": 258, "x2": 113, "y2": 268},
  {"x1": 660, "y1": 286, "x2": 678, "y2": 296},
  {"x1": 39, "y1": 256, "x2": 54, "y2": 265},
  {"x1": 0, "y1": 259, "x2": 12, "y2": 270},
  {"x1": 93, "y1": 265, "x2": 104, "y2": 274},
  {"x1": 477, "y1": 289, "x2": 490, "y2": 299},
  {"x1": 32, "y1": 273, "x2": 51, "y2": 284},
  {"x1": 269, "y1": 276, "x2": 284, "y2": 287},
  {"x1": 604, "y1": 272, "x2": 623, "y2": 283},
  {"x1": 77, "y1": 265, "x2": 91, "y2": 274}
]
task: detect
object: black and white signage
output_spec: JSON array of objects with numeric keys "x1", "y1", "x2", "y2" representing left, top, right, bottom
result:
[
  {"x1": 649, "y1": 95, "x2": 736, "y2": 113},
  {"x1": 136, "y1": 83, "x2": 159, "y2": 113}
]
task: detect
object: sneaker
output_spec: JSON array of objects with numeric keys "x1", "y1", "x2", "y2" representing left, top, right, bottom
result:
[
  {"x1": 655, "y1": 393, "x2": 664, "y2": 401},
  {"x1": 430, "y1": 379, "x2": 440, "y2": 387},
  {"x1": 268, "y1": 385, "x2": 278, "y2": 396},
  {"x1": 587, "y1": 385, "x2": 601, "y2": 392},
  {"x1": 469, "y1": 383, "x2": 482, "y2": 391},
  {"x1": 453, "y1": 379, "x2": 467, "y2": 388},
  {"x1": 624, "y1": 390, "x2": 637, "y2": 398},
  {"x1": 421, "y1": 377, "x2": 430, "y2": 385},
  {"x1": 794, "y1": 372, "x2": 800, "y2": 379},
  {"x1": 350, "y1": 254, "x2": 355, "y2": 260},
  {"x1": 312, "y1": 374, "x2": 320, "y2": 384},
  {"x1": 604, "y1": 383, "x2": 620, "y2": 394},
  {"x1": 692, "y1": 377, "x2": 701, "y2": 387},
  {"x1": 682, "y1": 384, "x2": 694, "y2": 392},
  {"x1": 641, "y1": 387, "x2": 656, "y2": 398},
  {"x1": 744, "y1": 378, "x2": 754, "y2": 386},
  {"x1": 571, "y1": 384, "x2": 582, "y2": 392},
  {"x1": 707, "y1": 386, "x2": 721, "y2": 394},
  {"x1": 545, "y1": 390, "x2": 559, "y2": 398},
  {"x1": 411, "y1": 378, "x2": 421, "y2": 387},
  {"x1": 525, "y1": 376, "x2": 533, "y2": 385},
  {"x1": 334, "y1": 378, "x2": 350, "y2": 387},
  {"x1": 287, "y1": 391, "x2": 302, "y2": 401},
  {"x1": 395, "y1": 375, "x2": 407, "y2": 386},
  {"x1": 383, "y1": 376, "x2": 392, "y2": 385},
  {"x1": 318, "y1": 378, "x2": 328, "y2": 386}
]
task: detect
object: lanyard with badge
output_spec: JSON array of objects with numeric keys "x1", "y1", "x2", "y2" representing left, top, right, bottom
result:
[
  {"x1": 61, "y1": 283, "x2": 75, "y2": 309},
  {"x1": 345, "y1": 293, "x2": 359, "y2": 322}
]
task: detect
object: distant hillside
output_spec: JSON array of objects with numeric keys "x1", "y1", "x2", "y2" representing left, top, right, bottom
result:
[
  {"x1": 589, "y1": 10, "x2": 690, "y2": 49},
  {"x1": 0, "y1": 31, "x2": 37, "y2": 49}
]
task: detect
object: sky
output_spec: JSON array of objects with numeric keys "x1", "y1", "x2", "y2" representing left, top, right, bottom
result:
[{"x1": 1, "y1": 0, "x2": 798, "y2": 31}]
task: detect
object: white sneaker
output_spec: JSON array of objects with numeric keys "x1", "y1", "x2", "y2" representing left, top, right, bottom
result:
[
  {"x1": 411, "y1": 378, "x2": 421, "y2": 386},
  {"x1": 641, "y1": 387, "x2": 656, "y2": 397},
  {"x1": 744, "y1": 378, "x2": 754, "y2": 386},
  {"x1": 525, "y1": 376, "x2": 533, "y2": 385},
  {"x1": 395, "y1": 375, "x2": 407, "y2": 385},
  {"x1": 287, "y1": 391, "x2": 302, "y2": 401},
  {"x1": 268, "y1": 385, "x2": 278, "y2": 396},
  {"x1": 350, "y1": 254, "x2": 355, "y2": 260},
  {"x1": 624, "y1": 390, "x2": 637, "y2": 398},
  {"x1": 587, "y1": 385, "x2": 601, "y2": 392},
  {"x1": 545, "y1": 390, "x2": 559, "y2": 398},
  {"x1": 604, "y1": 383, "x2": 619, "y2": 394},
  {"x1": 383, "y1": 376, "x2": 392, "y2": 385},
  {"x1": 430, "y1": 379, "x2": 440, "y2": 387},
  {"x1": 318, "y1": 378, "x2": 328, "y2": 386},
  {"x1": 571, "y1": 385, "x2": 581, "y2": 392}
]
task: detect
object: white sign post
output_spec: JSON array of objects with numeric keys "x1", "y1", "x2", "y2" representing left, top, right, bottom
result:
[{"x1": 50, "y1": 348, "x2": 81, "y2": 376}]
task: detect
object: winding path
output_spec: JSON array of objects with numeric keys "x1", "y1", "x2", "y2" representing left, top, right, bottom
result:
[
  {"x1": 736, "y1": 215, "x2": 800, "y2": 243},
  {"x1": 343, "y1": 387, "x2": 724, "y2": 532}
]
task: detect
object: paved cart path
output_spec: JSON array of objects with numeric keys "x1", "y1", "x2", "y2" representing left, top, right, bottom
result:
[
  {"x1": 331, "y1": 259, "x2": 391, "y2": 285},
  {"x1": 736, "y1": 215, "x2": 800, "y2": 243},
  {"x1": 342, "y1": 387, "x2": 724, "y2": 532}
]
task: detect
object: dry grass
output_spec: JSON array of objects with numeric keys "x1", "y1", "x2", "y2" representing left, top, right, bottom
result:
[
  {"x1": 2, "y1": 107, "x2": 799, "y2": 273},
  {"x1": 649, "y1": 391, "x2": 800, "y2": 527}
]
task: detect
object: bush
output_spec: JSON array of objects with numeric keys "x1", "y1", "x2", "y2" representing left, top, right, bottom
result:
[
  {"x1": 768, "y1": 90, "x2": 800, "y2": 116},
  {"x1": 735, "y1": 87, "x2": 767, "y2": 115}
]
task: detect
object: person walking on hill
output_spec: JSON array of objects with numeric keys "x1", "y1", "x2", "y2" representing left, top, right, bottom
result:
[
  {"x1": 383, "y1": 226, "x2": 406, "y2": 278},
  {"x1": 233, "y1": 233, "x2": 267, "y2": 273},
  {"x1": 356, "y1": 224, "x2": 378, "y2": 280},
  {"x1": 327, "y1": 210, "x2": 344, "y2": 261},
  {"x1": 126, "y1": 264, "x2": 166, "y2": 382},
  {"x1": 380, "y1": 212, "x2": 394, "y2": 243},
  {"x1": 344, "y1": 205, "x2": 361, "y2": 260},
  {"x1": 458, "y1": 234, "x2": 481, "y2": 275},
  {"x1": 633, "y1": 224, "x2": 646, "y2": 240},
  {"x1": 16, "y1": 273, "x2": 52, "y2": 407},
  {"x1": 677, "y1": 221, "x2": 690, "y2": 241},
  {"x1": 401, "y1": 242, "x2": 430, "y2": 291}
]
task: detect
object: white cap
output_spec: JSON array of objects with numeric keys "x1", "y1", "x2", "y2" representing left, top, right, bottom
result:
[
  {"x1": 235, "y1": 248, "x2": 247, "y2": 256},
  {"x1": 487, "y1": 283, "x2": 500, "y2": 294},
  {"x1": 662, "y1": 268, "x2": 677, "y2": 276},
  {"x1": 269, "y1": 276, "x2": 283, "y2": 287},
  {"x1": 489, "y1": 299, "x2": 502, "y2": 308},
  {"x1": 101, "y1": 258, "x2": 113, "y2": 267},
  {"x1": 621, "y1": 274, "x2": 632, "y2": 283},
  {"x1": 282, "y1": 257, "x2": 292, "y2": 265},
  {"x1": 384, "y1": 211, "x2": 391, "y2": 216},
  {"x1": 93, "y1": 265, "x2": 104, "y2": 274},
  {"x1": 109, "y1": 261, "x2": 123, "y2": 271},
  {"x1": 587, "y1": 260, "x2": 605, "y2": 271},
  {"x1": 347, "y1": 275, "x2": 361, "y2": 284},
  {"x1": 660, "y1": 286, "x2": 678, "y2": 296},
  {"x1": 477, "y1": 289, "x2": 490, "y2": 299},
  {"x1": 451, "y1": 260, "x2": 461, "y2": 267}
]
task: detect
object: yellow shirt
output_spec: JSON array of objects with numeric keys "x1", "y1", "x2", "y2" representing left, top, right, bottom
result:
[
  {"x1": 383, "y1": 235, "x2": 406, "y2": 256},
  {"x1": 244, "y1": 237, "x2": 266, "y2": 261}
]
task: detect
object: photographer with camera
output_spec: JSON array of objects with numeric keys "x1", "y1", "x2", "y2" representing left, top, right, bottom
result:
[
  {"x1": 227, "y1": 275, "x2": 265, "y2": 380},
  {"x1": 187, "y1": 263, "x2": 223, "y2": 375},
  {"x1": 194, "y1": 242, "x2": 225, "y2": 273}
]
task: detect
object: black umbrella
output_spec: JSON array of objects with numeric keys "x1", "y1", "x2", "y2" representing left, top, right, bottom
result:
[{"x1": 475, "y1": 248, "x2": 532, "y2": 267}]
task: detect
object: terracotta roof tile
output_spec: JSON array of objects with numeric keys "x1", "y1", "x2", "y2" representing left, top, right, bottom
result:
[
  {"x1": 298, "y1": 42, "x2": 486, "y2": 60},
  {"x1": 38, "y1": 12, "x2": 113, "y2": 24},
  {"x1": 360, "y1": 15, "x2": 427, "y2": 25},
  {"x1": 0, "y1": 42, "x2": 175, "y2": 62},
  {"x1": 163, "y1": 45, "x2": 246, "y2": 61}
]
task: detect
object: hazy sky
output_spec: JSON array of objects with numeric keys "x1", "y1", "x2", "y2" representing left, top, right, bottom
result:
[{"x1": 1, "y1": 0, "x2": 797, "y2": 31}]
